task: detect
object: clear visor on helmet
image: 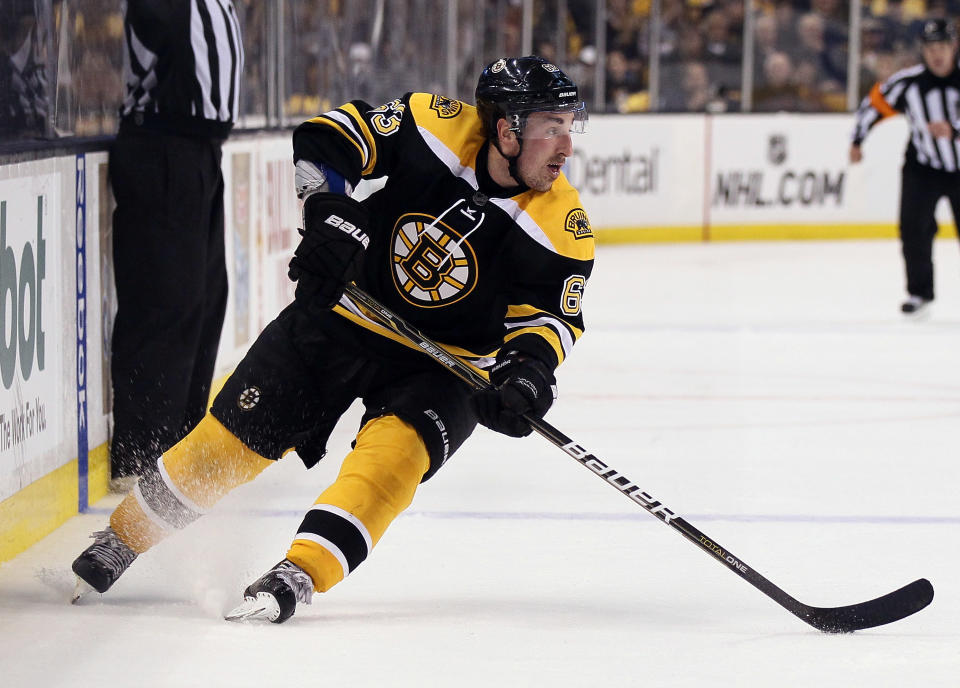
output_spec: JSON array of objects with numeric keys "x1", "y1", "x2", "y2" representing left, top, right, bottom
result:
[{"x1": 508, "y1": 101, "x2": 588, "y2": 139}]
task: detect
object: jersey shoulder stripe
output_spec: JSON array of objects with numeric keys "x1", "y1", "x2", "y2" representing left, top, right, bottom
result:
[
  {"x1": 306, "y1": 104, "x2": 379, "y2": 175},
  {"x1": 504, "y1": 304, "x2": 583, "y2": 365},
  {"x1": 339, "y1": 103, "x2": 378, "y2": 174},
  {"x1": 512, "y1": 180, "x2": 595, "y2": 262},
  {"x1": 409, "y1": 92, "x2": 485, "y2": 170},
  {"x1": 306, "y1": 113, "x2": 369, "y2": 168}
]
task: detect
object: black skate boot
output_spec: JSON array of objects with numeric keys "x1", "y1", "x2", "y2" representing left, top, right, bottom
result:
[
  {"x1": 901, "y1": 295, "x2": 932, "y2": 315},
  {"x1": 224, "y1": 559, "x2": 314, "y2": 623},
  {"x1": 71, "y1": 528, "x2": 138, "y2": 601}
]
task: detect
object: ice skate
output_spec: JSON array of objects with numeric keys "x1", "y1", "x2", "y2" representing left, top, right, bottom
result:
[
  {"x1": 71, "y1": 527, "x2": 138, "y2": 602},
  {"x1": 224, "y1": 559, "x2": 314, "y2": 623},
  {"x1": 901, "y1": 295, "x2": 932, "y2": 315}
]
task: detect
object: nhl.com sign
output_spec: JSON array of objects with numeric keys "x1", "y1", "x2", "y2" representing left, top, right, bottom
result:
[{"x1": 712, "y1": 132, "x2": 846, "y2": 209}]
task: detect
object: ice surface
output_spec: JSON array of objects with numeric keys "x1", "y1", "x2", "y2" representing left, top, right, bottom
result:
[{"x1": 1, "y1": 240, "x2": 958, "y2": 687}]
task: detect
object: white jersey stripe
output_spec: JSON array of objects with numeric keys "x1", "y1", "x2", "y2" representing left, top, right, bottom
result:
[
  {"x1": 925, "y1": 89, "x2": 956, "y2": 171},
  {"x1": 309, "y1": 504, "x2": 374, "y2": 554},
  {"x1": 505, "y1": 315, "x2": 575, "y2": 358},
  {"x1": 132, "y1": 481, "x2": 176, "y2": 533},
  {"x1": 327, "y1": 110, "x2": 371, "y2": 167},
  {"x1": 206, "y1": 0, "x2": 235, "y2": 120},
  {"x1": 226, "y1": 2, "x2": 243, "y2": 120},
  {"x1": 157, "y1": 455, "x2": 208, "y2": 516},
  {"x1": 292, "y1": 533, "x2": 351, "y2": 576},
  {"x1": 416, "y1": 125, "x2": 480, "y2": 188},
  {"x1": 489, "y1": 197, "x2": 562, "y2": 254},
  {"x1": 189, "y1": 1, "x2": 217, "y2": 119},
  {"x1": 905, "y1": 84, "x2": 939, "y2": 168}
]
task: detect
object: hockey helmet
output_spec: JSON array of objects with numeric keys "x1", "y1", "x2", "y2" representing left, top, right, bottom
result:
[
  {"x1": 920, "y1": 18, "x2": 957, "y2": 43},
  {"x1": 476, "y1": 56, "x2": 587, "y2": 141}
]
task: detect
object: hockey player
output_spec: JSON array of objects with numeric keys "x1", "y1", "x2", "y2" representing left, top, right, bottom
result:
[
  {"x1": 72, "y1": 56, "x2": 594, "y2": 623},
  {"x1": 850, "y1": 18, "x2": 960, "y2": 316}
]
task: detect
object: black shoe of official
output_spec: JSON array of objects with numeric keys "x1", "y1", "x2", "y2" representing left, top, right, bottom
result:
[
  {"x1": 224, "y1": 559, "x2": 314, "y2": 624},
  {"x1": 901, "y1": 295, "x2": 932, "y2": 314},
  {"x1": 72, "y1": 527, "x2": 138, "y2": 594}
]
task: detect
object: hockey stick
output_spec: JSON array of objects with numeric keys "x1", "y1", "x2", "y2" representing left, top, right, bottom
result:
[{"x1": 344, "y1": 283, "x2": 934, "y2": 632}]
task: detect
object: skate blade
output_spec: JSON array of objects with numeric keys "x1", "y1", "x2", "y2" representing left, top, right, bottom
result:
[
  {"x1": 71, "y1": 576, "x2": 96, "y2": 605},
  {"x1": 224, "y1": 593, "x2": 280, "y2": 622}
]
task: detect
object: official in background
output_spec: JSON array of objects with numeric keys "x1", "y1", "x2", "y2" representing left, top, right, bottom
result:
[
  {"x1": 109, "y1": 0, "x2": 243, "y2": 483},
  {"x1": 850, "y1": 18, "x2": 960, "y2": 316}
]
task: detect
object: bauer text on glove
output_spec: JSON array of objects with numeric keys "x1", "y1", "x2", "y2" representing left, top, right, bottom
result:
[{"x1": 288, "y1": 193, "x2": 370, "y2": 311}]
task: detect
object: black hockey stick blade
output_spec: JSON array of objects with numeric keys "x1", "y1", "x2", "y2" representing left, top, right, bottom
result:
[{"x1": 796, "y1": 578, "x2": 933, "y2": 633}]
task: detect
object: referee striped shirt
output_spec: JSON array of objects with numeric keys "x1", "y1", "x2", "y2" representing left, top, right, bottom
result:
[
  {"x1": 852, "y1": 61, "x2": 960, "y2": 173},
  {"x1": 120, "y1": 0, "x2": 243, "y2": 138}
]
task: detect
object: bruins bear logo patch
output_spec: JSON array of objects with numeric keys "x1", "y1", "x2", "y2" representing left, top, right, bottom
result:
[
  {"x1": 429, "y1": 95, "x2": 463, "y2": 119},
  {"x1": 564, "y1": 208, "x2": 593, "y2": 240}
]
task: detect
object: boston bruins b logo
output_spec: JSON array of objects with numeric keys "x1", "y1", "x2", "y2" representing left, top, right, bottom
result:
[
  {"x1": 237, "y1": 386, "x2": 261, "y2": 411},
  {"x1": 391, "y1": 213, "x2": 478, "y2": 307}
]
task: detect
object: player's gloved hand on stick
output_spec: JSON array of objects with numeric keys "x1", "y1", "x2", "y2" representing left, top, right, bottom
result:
[
  {"x1": 288, "y1": 192, "x2": 370, "y2": 312},
  {"x1": 472, "y1": 352, "x2": 557, "y2": 437}
]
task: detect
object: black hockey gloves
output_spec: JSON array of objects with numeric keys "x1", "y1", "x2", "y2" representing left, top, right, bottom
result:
[
  {"x1": 288, "y1": 193, "x2": 370, "y2": 311},
  {"x1": 472, "y1": 353, "x2": 557, "y2": 437}
]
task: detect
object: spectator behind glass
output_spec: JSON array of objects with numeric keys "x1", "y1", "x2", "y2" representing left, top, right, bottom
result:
[
  {"x1": 752, "y1": 13, "x2": 780, "y2": 85},
  {"x1": 874, "y1": 0, "x2": 913, "y2": 52},
  {"x1": 791, "y1": 12, "x2": 846, "y2": 95},
  {"x1": 606, "y1": 0, "x2": 645, "y2": 61},
  {"x1": 661, "y1": 60, "x2": 731, "y2": 112},
  {"x1": 704, "y1": 7, "x2": 740, "y2": 65},
  {"x1": 754, "y1": 50, "x2": 813, "y2": 112},
  {"x1": 72, "y1": 2, "x2": 124, "y2": 136},
  {"x1": 0, "y1": 0, "x2": 48, "y2": 141},
  {"x1": 605, "y1": 49, "x2": 645, "y2": 112},
  {"x1": 773, "y1": 0, "x2": 801, "y2": 53},
  {"x1": 702, "y1": 4, "x2": 742, "y2": 109}
]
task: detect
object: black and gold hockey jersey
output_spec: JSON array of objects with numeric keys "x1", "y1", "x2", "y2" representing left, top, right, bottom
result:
[
  {"x1": 852, "y1": 63, "x2": 960, "y2": 173},
  {"x1": 293, "y1": 93, "x2": 594, "y2": 372}
]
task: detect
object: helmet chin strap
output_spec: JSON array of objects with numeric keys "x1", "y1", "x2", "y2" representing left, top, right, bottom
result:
[
  {"x1": 492, "y1": 129, "x2": 524, "y2": 186},
  {"x1": 506, "y1": 143, "x2": 522, "y2": 185}
]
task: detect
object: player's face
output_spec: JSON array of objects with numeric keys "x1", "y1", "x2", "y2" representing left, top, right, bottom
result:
[
  {"x1": 922, "y1": 40, "x2": 958, "y2": 77},
  {"x1": 515, "y1": 111, "x2": 575, "y2": 192}
]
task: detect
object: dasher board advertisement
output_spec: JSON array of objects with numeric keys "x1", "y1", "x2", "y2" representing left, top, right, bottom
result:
[
  {"x1": 569, "y1": 114, "x2": 705, "y2": 230},
  {"x1": 0, "y1": 173, "x2": 63, "y2": 500}
]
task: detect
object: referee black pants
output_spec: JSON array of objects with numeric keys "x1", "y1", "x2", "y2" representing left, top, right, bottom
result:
[
  {"x1": 109, "y1": 129, "x2": 228, "y2": 478},
  {"x1": 898, "y1": 162, "x2": 960, "y2": 301}
]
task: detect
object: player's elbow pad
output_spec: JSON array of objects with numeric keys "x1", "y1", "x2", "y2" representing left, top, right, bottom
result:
[{"x1": 295, "y1": 159, "x2": 353, "y2": 199}]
